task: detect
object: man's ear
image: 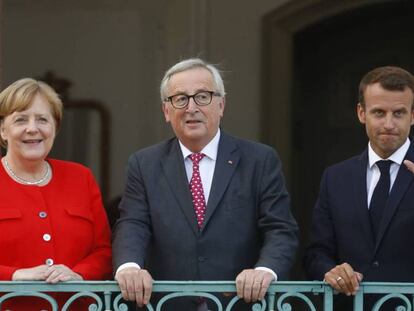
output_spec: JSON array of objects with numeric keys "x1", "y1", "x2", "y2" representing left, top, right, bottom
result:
[
  {"x1": 357, "y1": 103, "x2": 366, "y2": 124},
  {"x1": 218, "y1": 97, "x2": 225, "y2": 118},
  {"x1": 162, "y1": 103, "x2": 170, "y2": 123},
  {"x1": 411, "y1": 108, "x2": 414, "y2": 126}
]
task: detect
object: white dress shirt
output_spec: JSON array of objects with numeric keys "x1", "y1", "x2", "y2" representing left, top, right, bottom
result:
[{"x1": 366, "y1": 138, "x2": 410, "y2": 207}]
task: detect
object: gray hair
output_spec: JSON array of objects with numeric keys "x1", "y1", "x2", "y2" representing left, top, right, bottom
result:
[{"x1": 160, "y1": 58, "x2": 226, "y2": 101}]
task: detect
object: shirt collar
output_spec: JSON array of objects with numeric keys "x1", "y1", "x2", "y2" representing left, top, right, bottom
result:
[
  {"x1": 368, "y1": 138, "x2": 410, "y2": 168},
  {"x1": 179, "y1": 129, "x2": 221, "y2": 161}
]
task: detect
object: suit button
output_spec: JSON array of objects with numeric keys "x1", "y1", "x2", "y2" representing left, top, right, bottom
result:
[
  {"x1": 198, "y1": 256, "x2": 206, "y2": 262},
  {"x1": 45, "y1": 258, "x2": 54, "y2": 266},
  {"x1": 372, "y1": 261, "x2": 380, "y2": 267},
  {"x1": 39, "y1": 211, "x2": 47, "y2": 218},
  {"x1": 43, "y1": 234, "x2": 51, "y2": 241}
]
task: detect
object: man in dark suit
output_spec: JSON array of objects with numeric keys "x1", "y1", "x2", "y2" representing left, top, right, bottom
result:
[
  {"x1": 112, "y1": 58, "x2": 298, "y2": 310},
  {"x1": 304, "y1": 66, "x2": 414, "y2": 309}
]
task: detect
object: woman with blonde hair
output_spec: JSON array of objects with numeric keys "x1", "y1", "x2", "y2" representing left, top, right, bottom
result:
[{"x1": 0, "y1": 78, "x2": 112, "y2": 310}]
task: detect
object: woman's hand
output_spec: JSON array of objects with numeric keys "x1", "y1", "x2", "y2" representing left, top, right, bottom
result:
[
  {"x1": 45, "y1": 264, "x2": 83, "y2": 283},
  {"x1": 12, "y1": 264, "x2": 83, "y2": 283},
  {"x1": 12, "y1": 264, "x2": 50, "y2": 281}
]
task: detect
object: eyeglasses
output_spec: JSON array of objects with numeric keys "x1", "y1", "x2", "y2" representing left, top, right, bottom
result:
[{"x1": 164, "y1": 91, "x2": 221, "y2": 109}]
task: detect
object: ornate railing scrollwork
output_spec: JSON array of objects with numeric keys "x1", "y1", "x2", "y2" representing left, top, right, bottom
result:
[
  {"x1": 0, "y1": 291, "x2": 59, "y2": 310},
  {"x1": 1, "y1": 281, "x2": 414, "y2": 310},
  {"x1": 276, "y1": 292, "x2": 317, "y2": 311},
  {"x1": 113, "y1": 293, "x2": 134, "y2": 311},
  {"x1": 61, "y1": 291, "x2": 103, "y2": 311},
  {"x1": 371, "y1": 293, "x2": 412, "y2": 311}
]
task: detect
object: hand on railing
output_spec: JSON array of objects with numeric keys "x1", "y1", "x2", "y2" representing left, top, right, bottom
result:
[
  {"x1": 12, "y1": 264, "x2": 50, "y2": 281},
  {"x1": 235, "y1": 269, "x2": 274, "y2": 303},
  {"x1": 324, "y1": 262, "x2": 363, "y2": 296},
  {"x1": 12, "y1": 264, "x2": 83, "y2": 283},
  {"x1": 115, "y1": 266, "x2": 153, "y2": 308},
  {"x1": 45, "y1": 264, "x2": 83, "y2": 283}
]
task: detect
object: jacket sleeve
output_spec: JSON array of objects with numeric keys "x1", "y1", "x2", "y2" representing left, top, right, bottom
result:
[
  {"x1": 71, "y1": 170, "x2": 112, "y2": 280},
  {"x1": 0, "y1": 265, "x2": 19, "y2": 280},
  {"x1": 254, "y1": 148, "x2": 299, "y2": 280},
  {"x1": 303, "y1": 169, "x2": 338, "y2": 280},
  {"x1": 111, "y1": 154, "x2": 152, "y2": 271}
]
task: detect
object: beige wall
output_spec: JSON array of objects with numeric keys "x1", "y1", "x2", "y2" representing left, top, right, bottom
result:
[{"x1": 2, "y1": 0, "x2": 287, "y2": 199}]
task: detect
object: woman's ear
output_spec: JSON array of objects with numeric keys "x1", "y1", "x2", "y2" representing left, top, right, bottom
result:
[{"x1": 0, "y1": 120, "x2": 7, "y2": 142}]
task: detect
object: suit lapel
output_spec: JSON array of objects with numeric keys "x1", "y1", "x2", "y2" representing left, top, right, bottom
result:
[
  {"x1": 353, "y1": 150, "x2": 375, "y2": 249},
  {"x1": 202, "y1": 132, "x2": 239, "y2": 231},
  {"x1": 375, "y1": 143, "x2": 414, "y2": 251},
  {"x1": 161, "y1": 139, "x2": 199, "y2": 235}
]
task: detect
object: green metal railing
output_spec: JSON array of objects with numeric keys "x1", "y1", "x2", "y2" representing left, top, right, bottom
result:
[{"x1": 0, "y1": 281, "x2": 413, "y2": 310}]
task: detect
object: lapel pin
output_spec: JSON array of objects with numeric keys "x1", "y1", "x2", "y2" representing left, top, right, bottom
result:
[{"x1": 228, "y1": 160, "x2": 233, "y2": 165}]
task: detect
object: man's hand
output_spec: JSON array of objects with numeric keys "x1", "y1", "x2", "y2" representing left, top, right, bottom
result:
[
  {"x1": 324, "y1": 263, "x2": 363, "y2": 296},
  {"x1": 404, "y1": 160, "x2": 414, "y2": 173},
  {"x1": 235, "y1": 269, "x2": 274, "y2": 303},
  {"x1": 115, "y1": 267, "x2": 153, "y2": 307}
]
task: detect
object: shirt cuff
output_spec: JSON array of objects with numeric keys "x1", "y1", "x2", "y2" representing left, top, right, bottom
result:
[
  {"x1": 255, "y1": 266, "x2": 277, "y2": 281},
  {"x1": 116, "y1": 262, "x2": 141, "y2": 275},
  {"x1": 115, "y1": 263, "x2": 277, "y2": 281}
]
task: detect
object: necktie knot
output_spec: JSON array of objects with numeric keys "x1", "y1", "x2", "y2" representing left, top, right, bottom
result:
[
  {"x1": 190, "y1": 153, "x2": 205, "y2": 165},
  {"x1": 376, "y1": 160, "x2": 392, "y2": 176}
]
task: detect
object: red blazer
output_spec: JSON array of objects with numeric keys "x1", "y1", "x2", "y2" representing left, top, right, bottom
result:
[{"x1": 0, "y1": 158, "x2": 112, "y2": 310}]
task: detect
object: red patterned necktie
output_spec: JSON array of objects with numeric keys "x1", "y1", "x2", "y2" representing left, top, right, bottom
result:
[{"x1": 189, "y1": 153, "x2": 206, "y2": 228}]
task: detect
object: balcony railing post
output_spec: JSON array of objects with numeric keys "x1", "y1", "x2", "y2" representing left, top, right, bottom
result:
[
  {"x1": 266, "y1": 291, "x2": 275, "y2": 311},
  {"x1": 354, "y1": 288, "x2": 364, "y2": 311},
  {"x1": 323, "y1": 284, "x2": 334, "y2": 311},
  {"x1": 104, "y1": 290, "x2": 112, "y2": 311}
]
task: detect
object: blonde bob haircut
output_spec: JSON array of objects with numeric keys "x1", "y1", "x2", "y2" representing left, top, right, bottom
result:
[{"x1": 0, "y1": 78, "x2": 63, "y2": 147}]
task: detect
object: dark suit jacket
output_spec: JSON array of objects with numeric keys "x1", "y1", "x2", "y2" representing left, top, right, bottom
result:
[
  {"x1": 304, "y1": 142, "x2": 414, "y2": 283},
  {"x1": 112, "y1": 132, "x2": 298, "y2": 309}
]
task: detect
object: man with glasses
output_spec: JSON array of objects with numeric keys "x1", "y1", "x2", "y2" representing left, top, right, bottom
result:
[{"x1": 112, "y1": 58, "x2": 298, "y2": 310}]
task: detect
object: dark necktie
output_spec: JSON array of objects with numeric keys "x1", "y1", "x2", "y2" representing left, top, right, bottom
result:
[
  {"x1": 189, "y1": 153, "x2": 206, "y2": 228},
  {"x1": 369, "y1": 160, "x2": 392, "y2": 239}
]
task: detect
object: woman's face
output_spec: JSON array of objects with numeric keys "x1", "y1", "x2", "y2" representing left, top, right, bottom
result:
[{"x1": 0, "y1": 93, "x2": 56, "y2": 163}]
